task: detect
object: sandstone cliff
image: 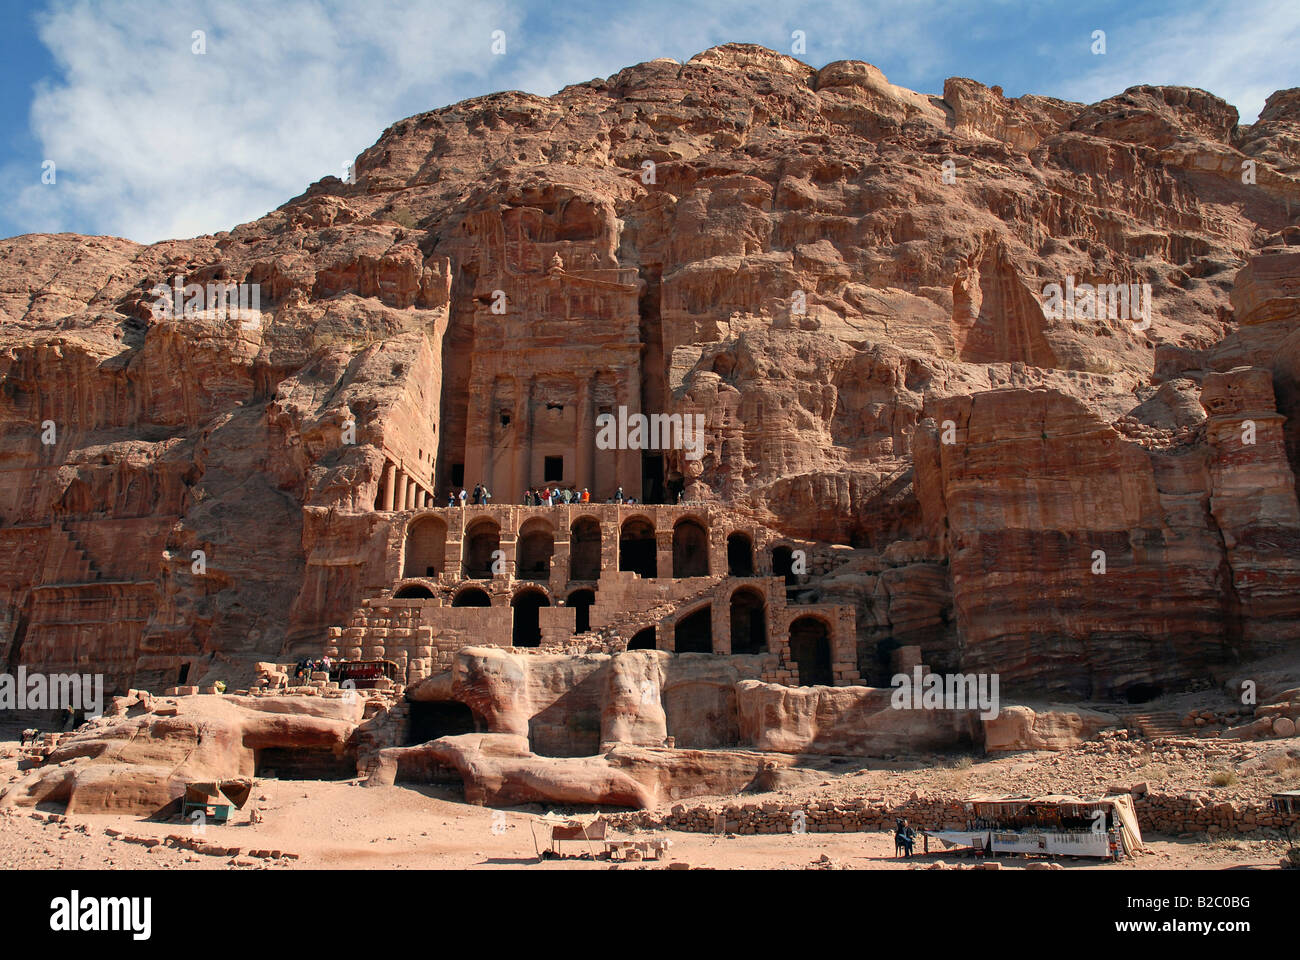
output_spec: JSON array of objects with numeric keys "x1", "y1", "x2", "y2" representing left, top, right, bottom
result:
[{"x1": 2, "y1": 44, "x2": 1298, "y2": 700}]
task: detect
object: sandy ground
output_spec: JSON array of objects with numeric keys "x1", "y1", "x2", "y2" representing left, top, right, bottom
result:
[{"x1": 0, "y1": 743, "x2": 1293, "y2": 871}]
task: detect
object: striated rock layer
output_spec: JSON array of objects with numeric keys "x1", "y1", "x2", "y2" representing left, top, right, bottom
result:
[{"x1": 1, "y1": 44, "x2": 1299, "y2": 701}]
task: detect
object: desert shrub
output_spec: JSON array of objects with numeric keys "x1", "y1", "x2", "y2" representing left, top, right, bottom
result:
[{"x1": 386, "y1": 206, "x2": 419, "y2": 229}]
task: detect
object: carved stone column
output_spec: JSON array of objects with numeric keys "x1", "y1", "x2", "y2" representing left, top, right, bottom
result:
[
  {"x1": 382, "y1": 461, "x2": 396, "y2": 511},
  {"x1": 394, "y1": 471, "x2": 409, "y2": 513}
]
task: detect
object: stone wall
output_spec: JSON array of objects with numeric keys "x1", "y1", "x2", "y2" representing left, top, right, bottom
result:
[
  {"x1": 322, "y1": 502, "x2": 860, "y2": 687},
  {"x1": 609, "y1": 792, "x2": 1300, "y2": 838}
]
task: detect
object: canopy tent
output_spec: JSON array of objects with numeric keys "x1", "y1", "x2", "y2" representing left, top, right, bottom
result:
[
  {"x1": 183, "y1": 779, "x2": 252, "y2": 809},
  {"x1": 181, "y1": 778, "x2": 253, "y2": 823},
  {"x1": 1272, "y1": 790, "x2": 1300, "y2": 815},
  {"x1": 330, "y1": 659, "x2": 399, "y2": 688},
  {"x1": 958, "y1": 793, "x2": 1144, "y2": 858},
  {"x1": 1273, "y1": 791, "x2": 1300, "y2": 850}
]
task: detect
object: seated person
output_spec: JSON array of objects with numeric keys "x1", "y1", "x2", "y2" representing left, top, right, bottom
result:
[{"x1": 895, "y1": 817, "x2": 916, "y2": 857}]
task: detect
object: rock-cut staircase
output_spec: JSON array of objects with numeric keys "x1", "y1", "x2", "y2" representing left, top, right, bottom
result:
[
  {"x1": 1126, "y1": 709, "x2": 1183, "y2": 739},
  {"x1": 44, "y1": 523, "x2": 105, "y2": 584}
]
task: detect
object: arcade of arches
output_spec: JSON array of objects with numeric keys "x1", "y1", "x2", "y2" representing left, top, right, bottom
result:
[{"x1": 324, "y1": 504, "x2": 860, "y2": 691}]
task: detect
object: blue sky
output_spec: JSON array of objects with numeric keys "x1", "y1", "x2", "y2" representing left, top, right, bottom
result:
[{"x1": 0, "y1": 0, "x2": 1295, "y2": 244}]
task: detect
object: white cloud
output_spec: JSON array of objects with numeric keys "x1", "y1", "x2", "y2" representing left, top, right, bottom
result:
[
  {"x1": 4, "y1": 0, "x2": 946, "y2": 244},
  {"x1": 8, "y1": 0, "x2": 520, "y2": 243},
  {"x1": 8, "y1": 0, "x2": 1290, "y2": 245},
  {"x1": 1061, "y1": 1, "x2": 1300, "y2": 123}
]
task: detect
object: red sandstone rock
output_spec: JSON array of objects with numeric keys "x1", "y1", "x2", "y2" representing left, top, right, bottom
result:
[
  {"x1": 0, "y1": 43, "x2": 1297, "y2": 731},
  {"x1": 983, "y1": 704, "x2": 1120, "y2": 752},
  {"x1": 735, "y1": 679, "x2": 981, "y2": 754},
  {"x1": 368, "y1": 732, "x2": 803, "y2": 808},
  {"x1": 0, "y1": 694, "x2": 361, "y2": 814}
]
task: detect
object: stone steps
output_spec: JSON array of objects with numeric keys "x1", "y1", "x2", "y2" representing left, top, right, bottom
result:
[
  {"x1": 1127, "y1": 710, "x2": 1183, "y2": 738},
  {"x1": 43, "y1": 523, "x2": 104, "y2": 583},
  {"x1": 586, "y1": 578, "x2": 742, "y2": 646}
]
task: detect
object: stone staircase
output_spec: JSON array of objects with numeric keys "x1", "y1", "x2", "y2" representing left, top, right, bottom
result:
[
  {"x1": 44, "y1": 523, "x2": 104, "y2": 584},
  {"x1": 582, "y1": 576, "x2": 770, "y2": 647},
  {"x1": 1126, "y1": 710, "x2": 1183, "y2": 739}
]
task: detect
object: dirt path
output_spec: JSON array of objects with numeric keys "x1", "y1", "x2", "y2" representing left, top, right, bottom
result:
[{"x1": 0, "y1": 775, "x2": 1289, "y2": 870}]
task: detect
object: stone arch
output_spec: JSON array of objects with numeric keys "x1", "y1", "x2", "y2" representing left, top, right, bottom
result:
[
  {"x1": 727, "y1": 532, "x2": 754, "y2": 577},
  {"x1": 393, "y1": 583, "x2": 434, "y2": 599},
  {"x1": 789, "y1": 615, "x2": 833, "y2": 686},
  {"x1": 517, "y1": 517, "x2": 554, "y2": 581},
  {"x1": 403, "y1": 515, "x2": 447, "y2": 579},
  {"x1": 619, "y1": 516, "x2": 657, "y2": 578},
  {"x1": 627, "y1": 626, "x2": 656, "y2": 650},
  {"x1": 451, "y1": 586, "x2": 492, "y2": 607},
  {"x1": 511, "y1": 588, "x2": 550, "y2": 647},
  {"x1": 567, "y1": 588, "x2": 595, "y2": 634},
  {"x1": 569, "y1": 516, "x2": 602, "y2": 581},
  {"x1": 672, "y1": 517, "x2": 710, "y2": 578},
  {"x1": 463, "y1": 518, "x2": 501, "y2": 579},
  {"x1": 674, "y1": 603, "x2": 713, "y2": 653},
  {"x1": 729, "y1": 586, "x2": 767, "y2": 655}
]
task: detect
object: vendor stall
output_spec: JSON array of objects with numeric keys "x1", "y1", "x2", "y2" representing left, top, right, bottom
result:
[
  {"x1": 949, "y1": 793, "x2": 1143, "y2": 860},
  {"x1": 330, "y1": 659, "x2": 398, "y2": 689}
]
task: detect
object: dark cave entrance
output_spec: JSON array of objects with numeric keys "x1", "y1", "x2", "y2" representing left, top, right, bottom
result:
[
  {"x1": 407, "y1": 701, "x2": 479, "y2": 744},
  {"x1": 1123, "y1": 683, "x2": 1164, "y2": 705}
]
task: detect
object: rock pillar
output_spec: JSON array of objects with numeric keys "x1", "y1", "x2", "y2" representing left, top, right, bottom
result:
[{"x1": 382, "y1": 461, "x2": 396, "y2": 511}]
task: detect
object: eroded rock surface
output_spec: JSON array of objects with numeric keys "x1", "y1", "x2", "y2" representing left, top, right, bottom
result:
[
  {"x1": 0, "y1": 694, "x2": 361, "y2": 814},
  {"x1": 368, "y1": 732, "x2": 800, "y2": 808},
  {"x1": 0, "y1": 44, "x2": 1297, "y2": 710}
]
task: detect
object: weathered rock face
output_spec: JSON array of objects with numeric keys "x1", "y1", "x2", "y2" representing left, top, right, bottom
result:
[
  {"x1": 982, "y1": 704, "x2": 1120, "y2": 752},
  {"x1": 734, "y1": 679, "x2": 982, "y2": 754},
  {"x1": 0, "y1": 45, "x2": 1298, "y2": 702},
  {"x1": 415, "y1": 646, "x2": 765, "y2": 755},
  {"x1": 368, "y1": 732, "x2": 798, "y2": 808},
  {"x1": 0, "y1": 693, "x2": 362, "y2": 814},
  {"x1": 411, "y1": 647, "x2": 1000, "y2": 761}
]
